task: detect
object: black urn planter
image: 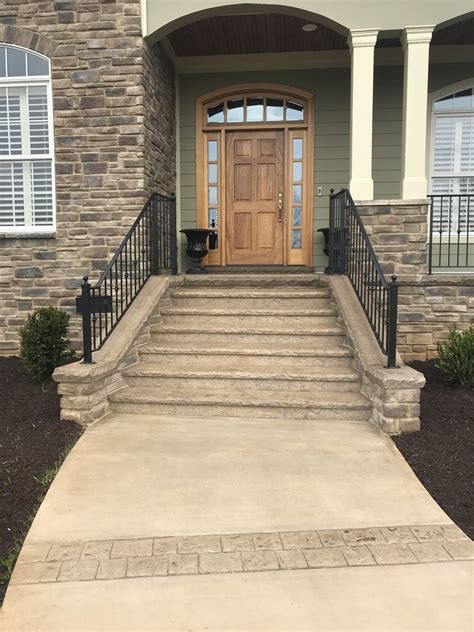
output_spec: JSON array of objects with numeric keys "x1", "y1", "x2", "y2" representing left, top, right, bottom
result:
[
  {"x1": 180, "y1": 228, "x2": 211, "y2": 274},
  {"x1": 317, "y1": 227, "x2": 330, "y2": 256}
]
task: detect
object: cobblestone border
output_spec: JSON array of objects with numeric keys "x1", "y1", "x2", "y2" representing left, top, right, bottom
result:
[{"x1": 11, "y1": 525, "x2": 472, "y2": 585}]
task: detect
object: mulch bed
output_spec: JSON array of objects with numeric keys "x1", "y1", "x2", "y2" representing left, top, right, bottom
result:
[
  {"x1": 394, "y1": 360, "x2": 473, "y2": 539},
  {"x1": 0, "y1": 356, "x2": 83, "y2": 604}
]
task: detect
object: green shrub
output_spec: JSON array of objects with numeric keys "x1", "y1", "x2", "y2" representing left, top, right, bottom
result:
[
  {"x1": 436, "y1": 323, "x2": 474, "y2": 388},
  {"x1": 19, "y1": 307, "x2": 72, "y2": 382}
]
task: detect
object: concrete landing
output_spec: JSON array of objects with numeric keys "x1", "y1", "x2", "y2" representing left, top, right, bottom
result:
[
  {"x1": 1, "y1": 414, "x2": 472, "y2": 631},
  {"x1": 22, "y1": 415, "x2": 451, "y2": 541}
]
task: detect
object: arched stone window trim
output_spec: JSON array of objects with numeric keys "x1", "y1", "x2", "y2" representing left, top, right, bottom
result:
[{"x1": 0, "y1": 25, "x2": 56, "y2": 58}]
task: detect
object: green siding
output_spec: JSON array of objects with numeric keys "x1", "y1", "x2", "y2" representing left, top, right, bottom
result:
[{"x1": 178, "y1": 62, "x2": 474, "y2": 270}]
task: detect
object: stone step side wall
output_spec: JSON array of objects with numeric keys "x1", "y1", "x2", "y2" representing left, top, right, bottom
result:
[
  {"x1": 358, "y1": 201, "x2": 473, "y2": 361},
  {"x1": 0, "y1": 4, "x2": 175, "y2": 352}
]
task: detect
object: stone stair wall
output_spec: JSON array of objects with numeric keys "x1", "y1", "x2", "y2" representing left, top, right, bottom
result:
[{"x1": 55, "y1": 273, "x2": 425, "y2": 433}]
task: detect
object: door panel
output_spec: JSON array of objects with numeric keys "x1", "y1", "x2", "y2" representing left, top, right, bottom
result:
[
  {"x1": 234, "y1": 213, "x2": 252, "y2": 249},
  {"x1": 226, "y1": 130, "x2": 284, "y2": 265},
  {"x1": 234, "y1": 164, "x2": 252, "y2": 200},
  {"x1": 258, "y1": 164, "x2": 275, "y2": 200},
  {"x1": 257, "y1": 213, "x2": 275, "y2": 249}
]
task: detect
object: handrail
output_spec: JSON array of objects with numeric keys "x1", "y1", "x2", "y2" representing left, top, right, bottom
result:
[
  {"x1": 428, "y1": 193, "x2": 473, "y2": 273},
  {"x1": 78, "y1": 193, "x2": 177, "y2": 362},
  {"x1": 327, "y1": 188, "x2": 398, "y2": 368}
]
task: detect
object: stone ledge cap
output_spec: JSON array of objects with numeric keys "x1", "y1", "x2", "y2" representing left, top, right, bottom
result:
[
  {"x1": 355, "y1": 199, "x2": 430, "y2": 206},
  {"x1": 367, "y1": 364, "x2": 426, "y2": 389},
  {"x1": 0, "y1": 232, "x2": 56, "y2": 240},
  {"x1": 398, "y1": 274, "x2": 474, "y2": 286},
  {"x1": 53, "y1": 276, "x2": 171, "y2": 384}
]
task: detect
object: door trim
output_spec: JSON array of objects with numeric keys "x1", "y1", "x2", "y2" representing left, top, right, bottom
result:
[{"x1": 196, "y1": 83, "x2": 314, "y2": 266}]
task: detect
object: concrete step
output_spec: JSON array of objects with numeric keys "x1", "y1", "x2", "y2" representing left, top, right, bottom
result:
[
  {"x1": 169, "y1": 288, "x2": 331, "y2": 308},
  {"x1": 169, "y1": 295, "x2": 333, "y2": 309},
  {"x1": 169, "y1": 288, "x2": 330, "y2": 298},
  {"x1": 204, "y1": 267, "x2": 314, "y2": 275},
  {"x1": 160, "y1": 306, "x2": 338, "y2": 327},
  {"x1": 148, "y1": 324, "x2": 346, "y2": 347},
  {"x1": 138, "y1": 344, "x2": 355, "y2": 368},
  {"x1": 109, "y1": 386, "x2": 371, "y2": 421},
  {"x1": 180, "y1": 273, "x2": 324, "y2": 287},
  {"x1": 122, "y1": 365, "x2": 361, "y2": 392}
]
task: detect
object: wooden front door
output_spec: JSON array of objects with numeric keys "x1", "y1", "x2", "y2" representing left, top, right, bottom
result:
[{"x1": 226, "y1": 130, "x2": 284, "y2": 265}]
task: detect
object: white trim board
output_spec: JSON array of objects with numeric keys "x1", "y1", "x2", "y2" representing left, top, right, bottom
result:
[{"x1": 173, "y1": 45, "x2": 474, "y2": 74}]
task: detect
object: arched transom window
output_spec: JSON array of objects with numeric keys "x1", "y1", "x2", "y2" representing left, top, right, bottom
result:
[
  {"x1": 0, "y1": 44, "x2": 54, "y2": 232},
  {"x1": 206, "y1": 95, "x2": 305, "y2": 125}
]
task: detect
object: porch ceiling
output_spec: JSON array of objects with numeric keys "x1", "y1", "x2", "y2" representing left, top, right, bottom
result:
[
  {"x1": 165, "y1": 14, "x2": 474, "y2": 57},
  {"x1": 167, "y1": 14, "x2": 348, "y2": 56}
]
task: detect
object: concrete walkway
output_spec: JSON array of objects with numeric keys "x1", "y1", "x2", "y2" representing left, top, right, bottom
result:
[{"x1": 1, "y1": 414, "x2": 473, "y2": 631}]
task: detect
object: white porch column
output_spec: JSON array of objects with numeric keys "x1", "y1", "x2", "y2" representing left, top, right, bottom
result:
[
  {"x1": 348, "y1": 29, "x2": 379, "y2": 201},
  {"x1": 400, "y1": 26, "x2": 434, "y2": 199}
]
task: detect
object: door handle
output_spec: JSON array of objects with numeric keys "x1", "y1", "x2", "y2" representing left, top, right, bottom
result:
[{"x1": 277, "y1": 193, "x2": 283, "y2": 222}]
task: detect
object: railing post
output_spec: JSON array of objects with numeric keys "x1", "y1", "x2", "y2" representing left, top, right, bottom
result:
[
  {"x1": 387, "y1": 274, "x2": 398, "y2": 368},
  {"x1": 325, "y1": 189, "x2": 346, "y2": 274},
  {"x1": 170, "y1": 195, "x2": 178, "y2": 274},
  {"x1": 81, "y1": 276, "x2": 93, "y2": 364},
  {"x1": 427, "y1": 196, "x2": 433, "y2": 274},
  {"x1": 150, "y1": 195, "x2": 159, "y2": 275}
]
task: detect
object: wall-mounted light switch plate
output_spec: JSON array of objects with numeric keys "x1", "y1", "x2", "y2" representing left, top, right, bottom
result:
[{"x1": 317, "y1": 186, "x2": 323, "y2": 196}]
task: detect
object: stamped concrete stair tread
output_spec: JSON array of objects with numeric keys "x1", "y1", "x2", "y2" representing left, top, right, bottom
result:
[
  {"x1": 169, "y1": 289, "x2": 330, "y2": 298},
  {"x1": 109, "y1": 386, "x2": 371, "y2": 409},
  {"x1": 149, "y1": 323, "x2": 346, "y2": 335},
  {"x1": 177, "y1": 274, "x2": 325, "y2": 286},
  {"x1": 137, "y1": 345, "x2": 355, "y2": 367},
  {"x1": 139, "y1": 343, "x2": 353, "y2": 357},
  {"x1": 122, "y1": 365, "x2": 361, "y2": 382},
  {"x1": 160, "y1": 307, "x2": 338, "y2": 316}
]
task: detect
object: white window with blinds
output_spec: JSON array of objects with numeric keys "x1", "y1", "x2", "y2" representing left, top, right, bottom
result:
[
  {"x1": 0, "y1": 44, "x2": 55, "y2": 232},
  {"x1": 430, "y1": 88, "x2": 474, "y2": 234}
]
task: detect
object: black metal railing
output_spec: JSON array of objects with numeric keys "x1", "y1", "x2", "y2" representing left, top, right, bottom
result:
[
  {"x1": 327, "y1": 189, "x2": 398, "y2": 369},
  {"x1": 428, "y1": 194, "x2": 473, "y2": 273},
  {"x1": 78, "y1": 193, "x2": 177, "y2": 363}
]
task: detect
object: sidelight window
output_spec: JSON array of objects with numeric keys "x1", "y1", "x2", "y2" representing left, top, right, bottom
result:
[
  {"x1": 290, "y1": 137, "x2": 304, "y2": 249},
  {"x1": 207, "y1": 138, "x2": 219, "y2": 249}
]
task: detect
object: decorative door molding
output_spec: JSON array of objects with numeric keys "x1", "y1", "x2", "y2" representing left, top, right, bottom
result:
[{"x1": 196, "y1": 83, "x2": 314, "y2": 266}]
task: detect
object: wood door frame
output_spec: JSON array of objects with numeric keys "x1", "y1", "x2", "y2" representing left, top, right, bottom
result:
[{"x1": 196, "y1": 83, "x2": 314, "y2": 266}]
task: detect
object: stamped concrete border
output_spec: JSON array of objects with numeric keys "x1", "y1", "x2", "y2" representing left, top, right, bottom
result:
[
  {"x1": 328, "y1": 276, "x2": 425, "y2": 434},
  {"x1": 53, "y1": 276, "x2": 183, "y2": 425},
  {"x1": 10, "y1": 524, "x2": 471, "y2": 585}
]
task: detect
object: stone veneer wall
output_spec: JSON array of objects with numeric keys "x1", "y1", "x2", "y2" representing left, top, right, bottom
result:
[
  {"x1": 0, "y1": 2, "x2": 175, "y2": 352},
  {"x1": 358, "y1": 201, "x2": 473, "y2": 361}
]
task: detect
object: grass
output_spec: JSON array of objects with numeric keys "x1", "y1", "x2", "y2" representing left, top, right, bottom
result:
[{"x1": 1, "y1": 443, "x2": 75, "y2": 587}]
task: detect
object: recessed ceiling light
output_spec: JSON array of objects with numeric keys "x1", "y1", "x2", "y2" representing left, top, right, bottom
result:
[{"x1": 302, "y1": 23, "x2": 318, "y2": 32}]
